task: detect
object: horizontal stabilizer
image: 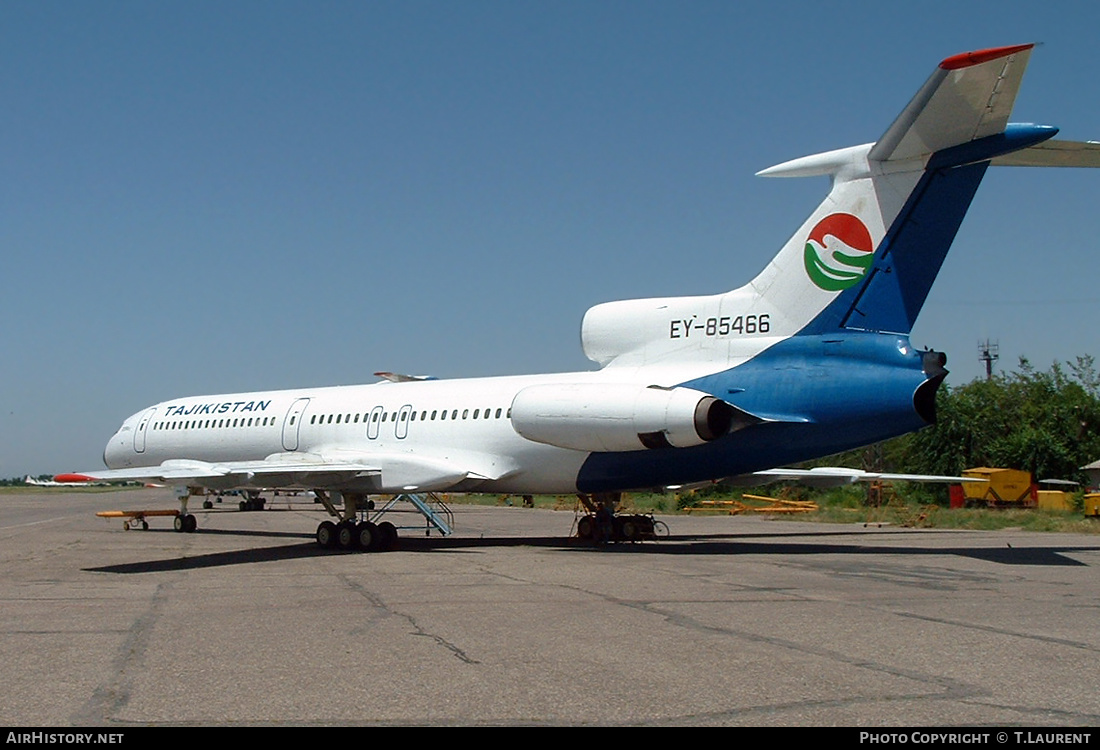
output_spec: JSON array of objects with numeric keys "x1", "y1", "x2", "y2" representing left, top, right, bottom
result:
[{"x1": 991, "y1": 139, "x2": 1100, "y2": 167}]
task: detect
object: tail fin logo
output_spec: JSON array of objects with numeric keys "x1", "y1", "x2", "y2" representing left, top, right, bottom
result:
[{"x1": 804, "y1": 213, "x2": 874, "y2": 291}]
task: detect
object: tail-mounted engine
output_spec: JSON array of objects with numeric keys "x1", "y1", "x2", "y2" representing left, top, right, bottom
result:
[{"x1": 510, "y1": 383, "x2": 748, "y2": 453}]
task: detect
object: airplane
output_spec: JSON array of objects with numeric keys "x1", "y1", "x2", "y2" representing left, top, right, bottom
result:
[
  {"x1": 57, "y1": 44, "x2": 1099, "y2": 549},
  {"x1": 24, "y1": 475, "x2": 109, "y2": 488}
]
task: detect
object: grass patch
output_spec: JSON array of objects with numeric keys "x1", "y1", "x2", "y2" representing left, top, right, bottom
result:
[
  {"x1": 0, "y1": 484, "x2": 145, "y2": 495},
  {"x1": 452, "y1": 485, "x2": 1100, "y2": 534},
  {"x1": 7, "y1": 483, "x2": 1095, "y2": 533}
]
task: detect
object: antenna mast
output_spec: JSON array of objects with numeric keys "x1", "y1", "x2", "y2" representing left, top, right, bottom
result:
[{"x1": 978, "y1": 339, "x2": 999, "y2": 380}]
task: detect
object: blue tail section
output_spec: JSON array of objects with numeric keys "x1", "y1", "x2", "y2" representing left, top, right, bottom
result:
[
  {"x1": 574, "y1": 46, "x2": 1094, "y2": 494},
  {"x1": 803, "y1": 123, "x2": 1057, "y2": 336}
]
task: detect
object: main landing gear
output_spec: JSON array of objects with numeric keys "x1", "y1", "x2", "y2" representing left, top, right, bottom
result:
[
  {"x1": 312, "y1": 490, "x2": 400, "y2": 553},
  {"x1": 315, "y1": 519, "x2": 399, "y2": 552},
  {"x1": 574, "y1": 492, "x2": 669, "y2": 544}
]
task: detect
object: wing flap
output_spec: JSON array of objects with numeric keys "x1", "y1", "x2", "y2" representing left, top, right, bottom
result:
[{"x1": 59, "y1": 451, "x2": 478, "y2": 493}]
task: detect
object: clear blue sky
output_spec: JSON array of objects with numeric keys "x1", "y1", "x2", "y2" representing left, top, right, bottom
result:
[{"x1": 3, "y1": 1, "x2": 1098, "y2": 477}]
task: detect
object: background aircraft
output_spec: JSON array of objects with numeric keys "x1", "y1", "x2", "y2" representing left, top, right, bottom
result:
[
  {"x1": 59, "y1": 45, "x2": 1099, "y2": 549},
  {"x1": 24, "y1": 475, "x2": 108, "y2": 488}
]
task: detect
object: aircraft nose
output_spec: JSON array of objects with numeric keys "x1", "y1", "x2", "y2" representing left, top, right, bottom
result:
[{"x1": 102, "y1": 424, "x2": 131, "y2": 468}]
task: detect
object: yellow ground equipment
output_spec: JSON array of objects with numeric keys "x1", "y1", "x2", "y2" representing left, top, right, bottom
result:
[
  {"x1": 1035, "y1": 479, "x2": 1079, "y2": 512},
  {"x1": 961, "y1": 467, "x2": 1035, "y2": 508},
  {"x1": 684, "y1": 494, "x2": 818, "y2": 515},
  {"x1": 96, "y1": 509, "x2": 180, "y2": 530},
  {"x1": 1084, "y1": 493, "x2": 1100, "y2": 518}
]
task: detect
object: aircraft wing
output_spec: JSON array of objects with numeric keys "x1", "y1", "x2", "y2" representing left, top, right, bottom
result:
[
  {"x1": 734, "y1": 467, "x2": 982, "y2": 489},
  {"x1": 57, "y1": 450, "x2": 489, "y2": 493}
]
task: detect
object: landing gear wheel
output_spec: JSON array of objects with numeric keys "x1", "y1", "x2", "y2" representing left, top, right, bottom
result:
[
  {"x1": 316, "y1": 520, "x2": 338, "y2": 548},
  {"x1": 620, "y1": 517, "x2": 642, "y2": 542},
  {"x1": 337, "y1": 521, "x2": 358, "y2": 550},
  {"x1": 376, "y1": 521, "x2": 398, "y2": 551},
  {"x1": 174, "y1": 514, "x2": 197, "y2": 533},
  {"x1": 577, "y1": 515, "x2": 594, "y2": 540},
  {"x1": 356, "y1": 521, "x2": 380, "y2": 551}
]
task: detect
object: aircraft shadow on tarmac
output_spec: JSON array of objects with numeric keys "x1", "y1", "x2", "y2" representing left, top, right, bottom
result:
[{"x1": 82, "y1": 526, "x2": 1098, "y2": 574}]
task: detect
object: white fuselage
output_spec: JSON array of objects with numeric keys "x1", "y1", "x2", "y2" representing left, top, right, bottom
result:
[{"x1": 104, "y1": 368, "x2": 694, "y2": 495}]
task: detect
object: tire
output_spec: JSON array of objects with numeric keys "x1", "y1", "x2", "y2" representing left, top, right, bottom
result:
[
  {"x1": 356, "y1": 521, "x2": 380, "y2": 551},
  {"x1": 620, "y1": 519, "x2": 638, "y2": 542},
  {"x1": 316, "y1": 521, "x2": 338, "y2": 548},
  {"x1": 337, "y1": 522, "x2": 357, "y2": 550},
  {"x1": 377, "y1": 521, "x2": 398, "y2": 551}
]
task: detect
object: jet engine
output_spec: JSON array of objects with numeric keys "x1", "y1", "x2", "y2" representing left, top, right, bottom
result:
[{"x1": 510, "y1": 383, "x2": 739, "y2": 452}]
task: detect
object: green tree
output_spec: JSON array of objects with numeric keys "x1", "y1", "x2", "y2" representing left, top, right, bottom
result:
[{"x1": 898, "y1": 356, "x2": 1100, "y2": 483}]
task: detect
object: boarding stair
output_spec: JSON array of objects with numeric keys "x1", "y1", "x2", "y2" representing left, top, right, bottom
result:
[{"x1": 370, "y1": 492, "x2": 454, "y2": 537}]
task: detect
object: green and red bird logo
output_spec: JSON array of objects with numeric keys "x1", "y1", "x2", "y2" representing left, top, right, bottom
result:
[{"x1": 803, "y1": 213, "x2": 874, "y2": 291}]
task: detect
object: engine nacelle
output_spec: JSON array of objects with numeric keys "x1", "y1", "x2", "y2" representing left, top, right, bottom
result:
[{"x1": 510, "y1": 383, "x2": 736, "y2": 452}]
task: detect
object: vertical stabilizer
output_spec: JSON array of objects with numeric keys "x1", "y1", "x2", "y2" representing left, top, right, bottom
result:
[
  {"x1": 752, "y1": 44, "x2": 1044, "y2": 337},
  {"x1": 581, "y1": 45, "x2": 1085, "y2": 372}
]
